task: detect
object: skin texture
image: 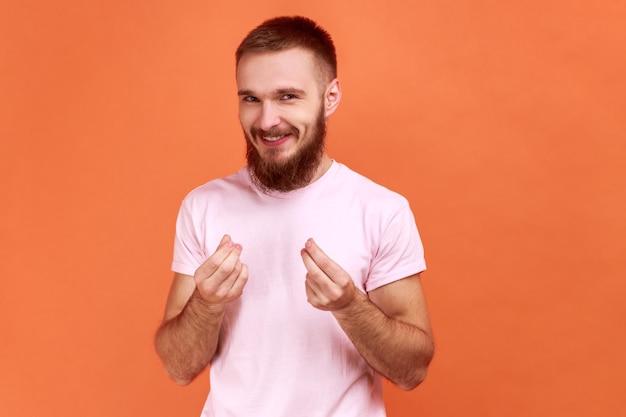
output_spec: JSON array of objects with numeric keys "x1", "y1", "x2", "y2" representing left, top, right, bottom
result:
[
  {"x1": 155, "y1": 47, "x2": 434, "y2": 389},
  {"x1": 155, "y1": 235, "x2": 248, "y2": 385}
]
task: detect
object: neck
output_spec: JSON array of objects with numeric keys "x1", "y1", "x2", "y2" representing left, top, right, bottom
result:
[{"x1": 308, "y1": 154, "x2": 332, "y2": 185}]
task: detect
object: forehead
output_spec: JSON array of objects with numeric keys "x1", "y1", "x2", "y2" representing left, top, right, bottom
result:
[{"x1": 236, "y1": 48, "x2": 322, "y2": 93}]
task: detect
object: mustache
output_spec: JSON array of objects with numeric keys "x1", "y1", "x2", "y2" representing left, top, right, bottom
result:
[{"x1": 250, "y1": 125, "x2": 299, "y2": 139}]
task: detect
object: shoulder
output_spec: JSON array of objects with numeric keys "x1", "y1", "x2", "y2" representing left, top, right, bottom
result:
[
  {"x1": 334, "y1": 163, "x2": 410, "y2": 211},
  {"x1": 181, "y1": 167, "x2": 251, "y2": 207}
]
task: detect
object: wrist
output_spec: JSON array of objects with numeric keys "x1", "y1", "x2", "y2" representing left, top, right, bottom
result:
[
  {"x1": 188, "y1": 290, "x2": 227, "y2": 317},
  {"x1": 332, "y1": 287, "x2": 366, "y2": 319}
]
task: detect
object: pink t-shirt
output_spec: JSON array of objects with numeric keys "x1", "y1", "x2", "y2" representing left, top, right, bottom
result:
[{"x1": 172, "y1": 161, "x2": 426, "y2": 417}]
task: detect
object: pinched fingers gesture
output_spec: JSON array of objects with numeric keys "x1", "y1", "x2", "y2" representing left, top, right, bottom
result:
[
  {"x1": 194, "y1": 235, "x2": 249, "y2": 305},
  {"x1": 301, "y1": 238, "x2": 356, "y2": 311}
]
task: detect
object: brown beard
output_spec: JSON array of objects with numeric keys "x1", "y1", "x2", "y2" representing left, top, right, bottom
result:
[{"x1": 245, "y1": 106, "x2": 327, "y2": 193}]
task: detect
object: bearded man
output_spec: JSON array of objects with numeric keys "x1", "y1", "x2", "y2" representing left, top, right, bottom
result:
[{"x1": 155, "y1": 15, "x2": 434, "y2": 417}]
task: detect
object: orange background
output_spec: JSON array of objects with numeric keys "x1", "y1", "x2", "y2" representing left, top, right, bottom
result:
[{"x1": 1, "y1": 1, "x2": 625, "y2": 416}]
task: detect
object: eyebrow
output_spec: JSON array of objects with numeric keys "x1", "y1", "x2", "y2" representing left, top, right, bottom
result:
[{"x1": 237, "y1": 87, "x2": 307, "y2": 97}]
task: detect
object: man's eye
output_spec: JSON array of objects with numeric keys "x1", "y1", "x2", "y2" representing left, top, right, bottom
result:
[
  {"x1": 281, "y1": 94, "x2": 296, "y2": 100},
  {"x1": 243, "y1": 96, "x2": 259, "y2": 102}
]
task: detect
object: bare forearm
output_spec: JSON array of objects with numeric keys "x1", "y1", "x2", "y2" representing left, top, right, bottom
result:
[
  {"x1": 332, "y1": 290, "x2": 434, "y2": 390},
  {"x1": 155, "y1": 290, "x2": 225, "y2": 385}
]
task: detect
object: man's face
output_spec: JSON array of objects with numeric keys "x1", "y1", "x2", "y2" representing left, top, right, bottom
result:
[{"x1": 236, "y1": 48, "x2": 331, "y2": 192}]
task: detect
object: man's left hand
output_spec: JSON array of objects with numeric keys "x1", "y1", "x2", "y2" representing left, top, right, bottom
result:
[{"x1": 300, "y1": 238, "x2": 357, "y2": 311}]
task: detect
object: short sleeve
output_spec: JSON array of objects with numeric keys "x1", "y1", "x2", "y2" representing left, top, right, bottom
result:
[
  {"x1": 171, "y1": 197, "x2": 206, "y2": 276},
  {"x1": 364, "y1": 202, "x2": 426, "y2": 292}
]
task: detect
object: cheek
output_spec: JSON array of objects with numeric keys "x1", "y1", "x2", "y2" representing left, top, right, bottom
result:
[
  {"x1": 287, "y1": 108, "x2": 316, "y2": 128},
  {"x1": 238, "y1": 107, "x2": 258, "y2": 128}
]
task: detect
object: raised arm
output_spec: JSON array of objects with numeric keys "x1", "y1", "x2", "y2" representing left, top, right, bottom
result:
[
  {"x1": 301, "y1": 238, "x2": 434, "y2": 390},
  {"x1": 155, "y1": 235, "x2": 248, "y2": 385}
]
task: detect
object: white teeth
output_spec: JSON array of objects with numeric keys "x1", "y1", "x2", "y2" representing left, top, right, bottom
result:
[{"x1": 263, "y1": 135, "x2": 284, "y2": 142}]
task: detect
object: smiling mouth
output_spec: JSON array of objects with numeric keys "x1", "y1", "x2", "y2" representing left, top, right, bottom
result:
[
  {"x1": 252, "y1": 126, "x2": 298, "y2": 144},
  {"x1": 262, "y1": 135, "x2": 287, "y2": 142}
]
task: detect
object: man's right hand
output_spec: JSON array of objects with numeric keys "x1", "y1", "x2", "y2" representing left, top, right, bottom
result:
[
  {"x1": 155, "y1": 234, "x2": 247, "y2": 385},
  {"x1": 194, "y1": 234, "x2": 249, "y2": 306}
]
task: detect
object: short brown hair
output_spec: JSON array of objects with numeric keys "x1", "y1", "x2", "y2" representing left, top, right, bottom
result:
[{"x1": 236, "y1": 16, "x2": 337, "y2": 82}]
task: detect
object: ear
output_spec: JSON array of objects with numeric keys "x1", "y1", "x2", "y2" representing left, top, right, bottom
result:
[{"x1": 324, "y1": 78, "x2": 342, "y2": 117}]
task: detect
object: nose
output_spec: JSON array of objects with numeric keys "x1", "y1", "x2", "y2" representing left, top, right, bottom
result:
[{"x1": 258, "y1": 102, "x2": 281, "y2": 131}]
